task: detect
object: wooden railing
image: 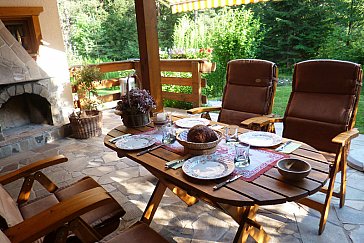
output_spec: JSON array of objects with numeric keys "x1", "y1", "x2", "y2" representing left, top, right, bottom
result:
[{"x1": 70, "y1": 59, "x2": 216, "y2": 108}]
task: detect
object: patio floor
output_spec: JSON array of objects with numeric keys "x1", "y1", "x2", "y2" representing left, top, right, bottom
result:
[{"x1": 1, "y1": 108, "x2": 364, "y2": 242}]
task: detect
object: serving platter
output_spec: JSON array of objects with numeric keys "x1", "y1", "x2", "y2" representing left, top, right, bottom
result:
[
  {"x1": 182, "y1": 154, "x2": 234, "y2": 180},
  {"x1": 238, "y1": 131, "x2": 282, "y2": 147},
  {"x1": 115, "y1": 135, "x2": 156, "y2": 150}
]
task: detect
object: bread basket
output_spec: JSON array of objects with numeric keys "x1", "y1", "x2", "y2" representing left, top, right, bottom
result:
[{"x1": 176, "y1": 130, "x2": 223, "y2": 155}]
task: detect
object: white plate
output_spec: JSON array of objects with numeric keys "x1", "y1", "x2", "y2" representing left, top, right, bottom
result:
[
  {"x1": 182, "y1": 155, "x2": 235, "y2": 180},
  {"x1": 175, "y1": 118, "x2": 210, "y2": 128},
  {"x1": 115, "y1": 135, "x2": 156, "y2": 150},
  {"x1": 238, "y1": 131, "x2": 282, "y2": 147}
]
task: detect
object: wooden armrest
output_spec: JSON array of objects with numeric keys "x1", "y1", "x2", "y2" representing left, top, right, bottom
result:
[
  {"x1": 4, "y1": 187, "x2": 111, "y2": 243},
  {"x1": 332, "y1": 128, "x2": 359, "y2": 146},
  {"x1": 0, "y1": 155, "x2": 68, "y2": 185},
  {"x1": 187, "y1": 106, "x2": 221, "y2": 114},
  {"x1": 241, "y1": 116, "x2": 283, "y2": 127}
]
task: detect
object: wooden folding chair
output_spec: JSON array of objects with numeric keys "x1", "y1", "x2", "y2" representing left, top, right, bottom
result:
[
  {"x1": 243, "y1": 59, "x2": 363, "y2": 234},
  {"x1": 188, "y1": 59, "x2": 278, "y2": 132},
  {"x1": 0, "y1": 155, "x2": 125, "y2": 242}
]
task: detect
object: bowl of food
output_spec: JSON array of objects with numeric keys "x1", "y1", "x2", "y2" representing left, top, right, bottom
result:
[
  {"x1": 177, "y1": 125, "x2": 222, "y2": 155},
  {"x1": 277, "y1": 158, "x2": 311, "y2": 181}
]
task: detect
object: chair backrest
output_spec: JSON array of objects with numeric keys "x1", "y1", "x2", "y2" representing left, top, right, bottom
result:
[
  {"x1": 218, "y1": 59, "x2": 278, "y2": 125},
  {"x1": 283, "y1": 59, "x2": 363, "y2": 153}
]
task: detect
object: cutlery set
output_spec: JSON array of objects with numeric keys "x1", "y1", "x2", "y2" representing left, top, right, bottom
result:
[
  {"x1": 165, "y1": 157, "x2": 191, "y2": 169},
  {"x1": 136, "y1": 144, "x2": 163, "y2": 156},
  {"x1": 275, "y1": 140, "x2": 292, "y2": 152},
  {"x1": 108, "y1": 134, "x2": 131, "y2": 143},
  {"x1": 213, "y1": 174, "x2": 242, "y2": 190}
]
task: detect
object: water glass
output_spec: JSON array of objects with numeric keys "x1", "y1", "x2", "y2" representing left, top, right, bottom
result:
[
  {"x1": 162, "y1": 124, "x2": 176, "y2": 144},
  {"x1": 225, "y1": 125, "x2": 238, "y2": 143},
  {"x1": 234, "y1": 143, "x2": 250, "y2": 168}
]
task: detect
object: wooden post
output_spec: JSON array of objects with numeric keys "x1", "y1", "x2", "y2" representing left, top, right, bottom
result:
[
  {"x1": 134, "y1": 0, "x2": 163, "y2": 111},
  {"x1": 191, "y1": 61, "x2": 202, "y2": 107}
]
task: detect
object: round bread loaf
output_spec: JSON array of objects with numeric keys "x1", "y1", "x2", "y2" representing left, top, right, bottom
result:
[{"x1": 187, "y1": 125, "x2": 218, "y2": 143}]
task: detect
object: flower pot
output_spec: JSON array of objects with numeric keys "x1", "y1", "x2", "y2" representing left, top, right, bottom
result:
[
  {"x1": 122, "y1": 112, "x2": 150, "y2": 127},
  {"x1": 69, "y1": 110, "x2": 103, "y2": 139}
]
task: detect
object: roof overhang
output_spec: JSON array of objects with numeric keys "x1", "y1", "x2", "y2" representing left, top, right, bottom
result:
[{"x1": 163, "y1": 0, "x2": 270, "y2": 13}]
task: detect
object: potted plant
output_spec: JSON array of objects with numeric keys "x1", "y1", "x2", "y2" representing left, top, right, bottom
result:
[
  {"x1": 69, "y1": 65, "x2": 104, "y2": 138},
  {"x1": 115, "y1": 82, "x2": 156, "y2": 127}
]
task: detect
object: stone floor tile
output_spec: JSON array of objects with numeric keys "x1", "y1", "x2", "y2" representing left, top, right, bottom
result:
[
  {"x1": 346, "y1": 224, "x2": 364, "y2": 242},
  {"x1": 335, "y1": 203, "x2": 364, "y2": 224},
  {"x1": 297, "y1": 215, "x2": 349, "y2": 243},
  {"x1": 1, "y1": 108, "x2": 363, "y2": 242}
]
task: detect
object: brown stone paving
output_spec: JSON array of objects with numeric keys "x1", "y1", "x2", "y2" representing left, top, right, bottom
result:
[{"x1": 1, "y1": 108, "x2": 363, "y2": 242}]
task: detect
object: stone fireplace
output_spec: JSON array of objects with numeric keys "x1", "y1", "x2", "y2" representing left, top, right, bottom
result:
[{"x1": 0, "y1": 19, "x2": 71, "y2": 159}]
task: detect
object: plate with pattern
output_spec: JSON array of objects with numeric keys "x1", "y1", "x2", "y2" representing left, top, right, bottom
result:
[
  {"x1": 182, "y1": 154, "x2": 235, "y2": 180},
  {"x1": 175, "y1": 118, "x2": 210, "y2": 128},
  {"x1": 115, "y1": 135, "x2": 156, "y2": 150},
  {"x1": 238, "y1": 131, "x2": 282, "y2": 147}
]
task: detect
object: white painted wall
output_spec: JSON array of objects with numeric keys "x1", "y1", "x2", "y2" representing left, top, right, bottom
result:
[{"x1": 0, "y1": 0, "x2": 74, "y2": 124}]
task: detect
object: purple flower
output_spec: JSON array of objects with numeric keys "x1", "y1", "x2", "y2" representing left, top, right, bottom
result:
[{"x1": 116, "y1": 88, "x2": 156, "y2": 115}]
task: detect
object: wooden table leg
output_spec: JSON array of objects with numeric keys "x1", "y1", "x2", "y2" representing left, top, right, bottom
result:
[
  {"x1": 141, "y1": 180, "x2": 167, "y2": 225},
  {"x1": 147, "y1": 168, "x2": 199, "y2": 206},
  {"x1": 162, "y1": 180, "x2": 199, "y2": 206},
  {"x1": 218, "y1": 205, "x2": 269, "y2": 243}
]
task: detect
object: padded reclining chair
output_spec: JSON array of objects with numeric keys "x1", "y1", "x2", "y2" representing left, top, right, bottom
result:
[
  {"x1": 188, "y1": 59, "x2": 278, "y2": 131},
  {"x1": 245, "y1": 59, "x2": 363, "y2": 234},
  {"x1": 0, "y1": 155, "x2": 125, "y2": 242}
]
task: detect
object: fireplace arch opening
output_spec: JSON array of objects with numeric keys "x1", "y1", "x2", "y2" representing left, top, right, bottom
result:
[{"x1": 0, "y1": 93, "x2": 53, "y2": 130}]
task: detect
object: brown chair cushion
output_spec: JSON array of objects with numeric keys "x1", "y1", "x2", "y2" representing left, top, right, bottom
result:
[
  {"x1": 101, "y1": 221, "x2": 169, "y2": 243},
  {"x1": 227, "y1": 59, "x2": 276, "y2": 87},
  {"x1": 293, "y1": 60, "x2": 361, "y2": 94},
  {"x1": 0, "y1": 185, "x2": 23, "y2": 227},
  {"x1": 221, "y1": 84, "x2": 270, "y2": 114},
  {"x1": 219, "y1": 59, "x2": 277, "y2": 125},
  {"x1": 283, "y1": 60, "x2": 362, "y2": 153},
  {"x1": 55, "y1": 177, "x2": 125, "y2": 235}
]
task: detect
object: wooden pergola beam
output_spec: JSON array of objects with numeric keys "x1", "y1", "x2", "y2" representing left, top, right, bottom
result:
[{"x1": 134, "y1": 0, "x2": 163, "y2": 111}]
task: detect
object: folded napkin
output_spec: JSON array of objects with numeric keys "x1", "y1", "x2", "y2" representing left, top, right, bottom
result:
[
  {"x1": 276, "y1": 142, "x2": 301, "y2": 154},
  {"x1": 165, "y1": 159, "x2": 186, "y2": 169}
]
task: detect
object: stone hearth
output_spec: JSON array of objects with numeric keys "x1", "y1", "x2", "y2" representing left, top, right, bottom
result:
[{"x1": 0, "y1": 19, "x2": 71, "y2": 159}]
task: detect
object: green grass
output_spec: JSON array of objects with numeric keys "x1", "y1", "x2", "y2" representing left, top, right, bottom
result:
[
  {"x1": 272, "y1": 85, "x2": 291, "y2": 117},
  {"x1": 272, "y1": 86, "x2": 364, "y2": 133}
]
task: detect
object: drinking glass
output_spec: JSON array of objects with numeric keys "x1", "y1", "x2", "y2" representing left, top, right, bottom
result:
[
  {"x1": 162, "y1": 124, "x2": 176, "y2": 144},
  {"x1": 225, "y1": 125, "x2": 238, "y2": 143},
  {"x1": 234, "y1": 143, "x2": 250, "y2": 168}
]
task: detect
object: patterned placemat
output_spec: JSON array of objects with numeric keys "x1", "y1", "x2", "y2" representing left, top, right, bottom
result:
[
  {"x1": 142, "y1": 127, "x2": 185, "y2": 154},
  {"x1": 215, "y1": 141, "x2": 289, "y2": 182},
  {"x1": 141, "y1": 129, "x2": 287, "y2": 181}
]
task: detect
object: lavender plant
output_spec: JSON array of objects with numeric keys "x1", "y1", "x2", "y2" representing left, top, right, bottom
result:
[{"x1": 116, "y1": 88, "x2": 156, "y2": 115}]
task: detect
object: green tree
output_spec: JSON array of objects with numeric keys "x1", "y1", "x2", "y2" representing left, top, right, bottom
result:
[
  {"x1": 98, "y1": 0, "x2": 139, "y2": 60},
  {"x1": 251, "y1": 0, "x2": 333, "y2": 73},
  {"x1": 208, "y1": 8, "x2": 263, "y2": 97},
  {"x1": 318, "y1": 0, "x2": 364, "y2": 64}
]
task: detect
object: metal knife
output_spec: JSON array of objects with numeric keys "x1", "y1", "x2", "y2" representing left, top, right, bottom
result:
[
  {"x1": 213, "y1": 174, "x2": 242, "y2": 191},
  {"x1": 165, "y1": 157, "x2": 191, "y2": 169},
  {"x1": 109, "y1": 134, "x2": 132, "y2": 143},
  {"x1": 136, "y1": 144, "x2": 163, "y2": 156},
  {"x1": 276, "y1": 141, "x2": 292, "y2": 152}
]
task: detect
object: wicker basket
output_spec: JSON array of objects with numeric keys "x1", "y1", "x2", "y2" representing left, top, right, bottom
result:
[
  {"x1": 69, "y1": 110, "x2": 103, "y2": 139},
  {"x1": 176, "y1": 130, "x2": 223, "y2": 155}
]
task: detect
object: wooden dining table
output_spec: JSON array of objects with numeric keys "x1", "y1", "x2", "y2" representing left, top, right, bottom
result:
[{"x1": 104, "y1": 115, "x2": 330, "y2": 243}]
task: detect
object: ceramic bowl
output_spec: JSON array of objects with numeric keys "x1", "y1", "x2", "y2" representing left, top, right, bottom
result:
[
  {"x1": 176, "y1": 130, "x2": 222, "y2": 155},
  {"x1": 277, "y1": 158, "x2": 311, "y2": 181}
]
